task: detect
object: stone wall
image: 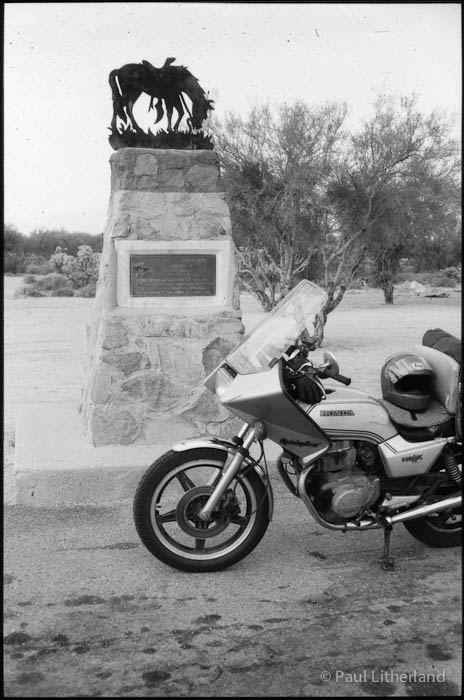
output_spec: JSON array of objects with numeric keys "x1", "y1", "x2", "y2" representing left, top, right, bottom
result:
[{"x1": 81, "y1": 148, "x2": 244, "y2": 447}]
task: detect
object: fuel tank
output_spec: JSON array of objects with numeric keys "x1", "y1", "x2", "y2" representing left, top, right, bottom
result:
[{"x1": 306, "y1": 386, "x2": 398, "y2": 444}]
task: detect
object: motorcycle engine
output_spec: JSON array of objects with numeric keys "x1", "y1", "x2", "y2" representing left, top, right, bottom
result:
[{"x1": 311, "y1": 440, "x2": 380, "y2": 523}]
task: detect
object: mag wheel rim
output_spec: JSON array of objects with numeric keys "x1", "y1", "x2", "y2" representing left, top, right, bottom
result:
[
  {"x1": 425, "y1": 507, "x2": 462, "y2": 532},
  {"x1": 175, "y1": 485, "x2": 229, "y2": 539},
  {"x1": 149, "y1": 459, "x2": 259, "y2": 560}
]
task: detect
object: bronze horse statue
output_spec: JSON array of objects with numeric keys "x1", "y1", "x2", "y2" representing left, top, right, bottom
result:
[{"x1": 109, "y1": 58, "x2": 214, "y2": 134}]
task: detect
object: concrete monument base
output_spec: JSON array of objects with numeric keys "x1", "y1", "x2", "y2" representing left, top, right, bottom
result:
[
  {"x1": 82, "y1": 306, "x2": 244, "y2": 446},
  {"x1": 14, "y1": 402, "x2": 167, "y2": 506},
  {"x1": 14, "y1": 402, "x2": 281, "y2": 506}
]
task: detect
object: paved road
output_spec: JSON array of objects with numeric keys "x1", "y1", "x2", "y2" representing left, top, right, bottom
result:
[{"x1": 4, "y1": 480, "x2": 462, "y2": 697}]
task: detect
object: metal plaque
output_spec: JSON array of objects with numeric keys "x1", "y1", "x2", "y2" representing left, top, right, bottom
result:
[{"x1": 129, "y1": 254, "x2": 216, "y2": 297}]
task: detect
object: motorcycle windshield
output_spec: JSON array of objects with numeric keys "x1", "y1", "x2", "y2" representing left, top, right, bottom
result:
[{"x1": 224, "y1": 280, "x2": 328, "y2": 375}]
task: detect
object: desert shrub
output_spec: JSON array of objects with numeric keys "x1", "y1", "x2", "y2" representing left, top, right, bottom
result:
[
  {"x1": 74, "y1": 281, "x2": 97, "y2": 297},
  {"x1": 23, "y1": 274, "x2": 37, "y2": 284},
  {"x1": 25, "y1": 229, "x2": 103, "y2": 258},
  {"x1": 24, "y1": 253, "x2": 52, "y2": 275},
  {"x1": 49, "y1": 245, "x2": 100, "y2": 288},
  {"x1": 415, "y1": 272, "x2": 437, "y2": 285},
  {"x1": 73, "y1": 246, "x2": 100, "y2": 287},
  {"x1": 36, "y1": 273, "x2": 72, "y2": 291},
  {"x1": 440, "y1": 265, "x2": 461, "y2": 282},
  {"x1": 430, "y1": 275, "x2": 456, "y2": 288},
  {"x1": 4, "y1": 225, "x2": 27, "y2": 273},
  {"x1": 4, "y1": 251, "x2": 26, "y2": 274},
  {"x1": 51, "y1": 287, "x2": 75, "y2": 296},
  {"x1": 49, "y1": 247, "x2": 72, "y2": 274},
  {"x1": 15, "y1": 286, "x2": 46, "y2": 297},
  {"x1": 25, "y1": 261, "x2": 52, "y2": 275}
]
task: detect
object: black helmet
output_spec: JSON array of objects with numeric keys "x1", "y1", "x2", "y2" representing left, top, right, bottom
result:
[{"x1": 381, "y1": 353, "x2": 435, "y2": 412}]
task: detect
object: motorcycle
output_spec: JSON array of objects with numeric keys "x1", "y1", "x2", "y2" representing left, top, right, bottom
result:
[{"x1": 133, "y1": 280, "x2": 461, "y2": 572}]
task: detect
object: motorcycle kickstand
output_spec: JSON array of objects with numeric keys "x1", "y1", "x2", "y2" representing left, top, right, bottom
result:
[{"x1": 378, "y1": 522, "x2": 395, "y2": 571}]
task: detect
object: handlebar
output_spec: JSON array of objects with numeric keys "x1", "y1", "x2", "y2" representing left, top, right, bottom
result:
[
  {"x1": 333, "y1": 373, "x2": 351, "y2": 386},
  {"x1": 288, "y1": 346, "x2": 352, "y2": 386}
]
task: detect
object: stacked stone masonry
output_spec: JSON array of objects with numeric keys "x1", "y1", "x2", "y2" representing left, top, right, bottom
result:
[{"x1": 81, "y1": 148, "x2": 244, "y2": 446}]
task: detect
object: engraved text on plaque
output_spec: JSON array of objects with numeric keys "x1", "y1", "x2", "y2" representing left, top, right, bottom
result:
[{"x1": 130, "y1": 254, "x2": 216, "y2": 297}]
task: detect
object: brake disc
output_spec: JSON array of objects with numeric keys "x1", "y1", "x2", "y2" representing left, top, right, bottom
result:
[{"x1": 175, "y1": 486, "x2": 230, "y2": 538}]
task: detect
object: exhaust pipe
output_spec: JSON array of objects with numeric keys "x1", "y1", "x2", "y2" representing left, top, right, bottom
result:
[{"x1": 386, "y1": 494, "x2": 461, "y2": 526}]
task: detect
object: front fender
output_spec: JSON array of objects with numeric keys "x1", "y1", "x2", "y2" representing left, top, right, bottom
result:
[
  {"x1": 172, "y1": 437, "x2": 239, "y2": 454},
  {"x1": 172, "y1": 437, "x2": 274, "y2": 520}
]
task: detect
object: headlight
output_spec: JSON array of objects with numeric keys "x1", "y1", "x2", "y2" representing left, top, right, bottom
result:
[{"x1": 215, "y1": 366, "x2": 234, "y2": 397}]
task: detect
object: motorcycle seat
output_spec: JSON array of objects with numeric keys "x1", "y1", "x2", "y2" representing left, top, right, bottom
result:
[
  {"x1": 379, "y1": 398, "x2": 455, "y2": 443},
  {"x1": 413, "y1": 344, "x2": 460, "y2": 414}
]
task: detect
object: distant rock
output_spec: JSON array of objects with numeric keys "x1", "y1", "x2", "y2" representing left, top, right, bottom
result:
[
  {"x1": 424, "y1": 288, "x2": 450, "y2": 298},
  {"x1": 395, "y1": 280, "x2": 451, "y2": 299},
  {"x1": 408, "y1": 281, "x2": 426, "y2": 296}
]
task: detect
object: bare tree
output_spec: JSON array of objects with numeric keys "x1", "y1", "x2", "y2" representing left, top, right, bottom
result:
[
  {"x1": 213, "y1": 100, "x2": 386, "y2": 323},
  {"x1": 333, "y1": 94, "x2": 461, "y2": 303},
  {"x1": 213, "y1": 94, "x2": 460, "y2": 340},
  {"x1": 213, "y1": 102, "x2": 347, "y2": 312}
]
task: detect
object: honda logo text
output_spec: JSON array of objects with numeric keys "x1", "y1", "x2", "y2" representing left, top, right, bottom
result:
[{"x1": 320, "y1": 410, "x2": 355, "y2": 417}]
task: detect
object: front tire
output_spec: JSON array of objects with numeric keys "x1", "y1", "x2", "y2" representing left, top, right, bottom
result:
[{"x1": 133, "y1": 448, "x2": 270, "y2": 572}]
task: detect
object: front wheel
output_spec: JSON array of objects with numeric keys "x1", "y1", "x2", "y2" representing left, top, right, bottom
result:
[{"x1": 133, "y1": 448, "x2": 271, "y2": 572}]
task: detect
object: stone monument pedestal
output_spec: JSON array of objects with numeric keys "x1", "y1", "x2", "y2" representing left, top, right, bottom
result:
[{"x1": 81, "y1": 148, "x2": 244, "y2": 447}]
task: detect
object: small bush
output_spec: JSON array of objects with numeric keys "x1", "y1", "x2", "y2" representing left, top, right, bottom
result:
[
  {"x1": 430, "y1": 275, "x2": 456, "y2": 288},
  {"x1": 24, "y1": 253, "x2": 52, "y2": 274},
  {"x1": 74, "y1": 281, "x2": 97, "y2": 297},
  {"x1": 23, "y1": 274, "x2": 37, "y2": 284},
  {"x1": 51, "y1": 287, "x2": 75, "y2": 297},
  {"x1": 49, "y1": 245, "x2": 100, "y2": 288},
  {"x1": 36, "y1": 273, "x2": 72, "y2": 291},
  {"x1": 15, "y1": 286, "x2": 46, "y2": 297},
  {"x1": 4, "y1": 251, "x2": 26, "y2": 274},
  {"x1": 25, "y1": 262, "x2": 52, "y2": 275},
  {"x1": 440, "y1": 265, "x2": 461, "y2": 282}
]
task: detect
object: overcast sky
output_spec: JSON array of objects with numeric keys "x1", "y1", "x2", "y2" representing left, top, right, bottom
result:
[{"x1": 4, "y1": 2, "x2": 461, "y2": 236}]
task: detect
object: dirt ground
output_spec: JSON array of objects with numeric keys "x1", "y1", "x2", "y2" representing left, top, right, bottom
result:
[{"x1": 4, "y1": 497, "x2": 462, "y2": 697}]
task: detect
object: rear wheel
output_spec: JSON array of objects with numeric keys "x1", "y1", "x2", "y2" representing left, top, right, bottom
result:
[
  {"x1": 404, "y1": 506, "x2": 461, "y2": 547},
  {"x1": 133, "y1": 448, "x2": 270, "y2": 572}
]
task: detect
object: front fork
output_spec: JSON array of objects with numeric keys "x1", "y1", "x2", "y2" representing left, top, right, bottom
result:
[{"x1": 198, "y1": 424, "x2": 256, "y2": 521}]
